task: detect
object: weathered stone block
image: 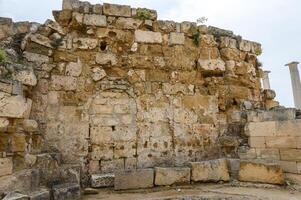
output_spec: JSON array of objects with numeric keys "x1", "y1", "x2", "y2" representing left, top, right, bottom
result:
[
  {"x1": 190, "y1": 159, "x2": 230, "y2": 182},
  {"x1": 103, "y1": 3, "x2": 131, "y2": 17},
  {"x1": 169, "y1": 32, "x2": 185, "y2": 45},
  {"x1": 115, "y1": 17, "x2": 142, "y2": 30},
  {"x1": 73, "y1": 37, "x2": 98, "y2": 50},
  {"x1": 135, "y1": 30, "x2": 162, "y2": 44},
  {"x1": 246, "y1": 121, "x2": 276, "y2": 137},
  {"x1": 198, "y1": 59, "x2": 226, "y2": 74},
  {"x1": 114, "y1": 169, "x2": 154, "y2": 190},
  {"x1": 280, "y1": 149, "x2": 301, "y2": 161},
  {"x1": 50, "y1": 75, "x2": 77, "y2": 91},
  {"x1": 83, "y1": 14, "x2": 107, "y2": 27},
  {"x1": 0, "y1": 118, "x2": 9, "y2": 132},
  {"x1": 91, "y1": 174, "x2": 114, "y2": 188},
  {"x1": 278, "y1": 161, "x2": 298, "y2": 174},
  {"x1": 52, "y1": 183, "x2": 80, "y2": 200},
  {"x1": 95, "y1": 53, "x2": 117, "y2": 65},
  {"x1": 265, "y1": 136, "x2": 297, "y2": 148},
  {"x1": 23, "y1": 52, "x2": 49, "y2": 64},
  {"x1": 62, "y1": 0, "x2": 80, "y2": 10},
  {"x1": 0, "y1": 93, "x2": 32, "y2": 119},
  {"x1": 276, "y1": 119, "x2": 301, "y2": 137},
  {"x1": 12, "y1": 69, "x2": 37, "y2": 86},
  {"x1": 155, "y1": 167, "x2": 190, "y2": 186},
  {"x1": 0, "y1": 157, "x2": 13, "y2": 176},
  {"x1": 238, "y1": 162, "x2": 284, "y2": 185},
  {"x1": 220, "y1": 37, "x2": 237, "y2": 49},
  {"x1": 256, "y1": 148, "x2": 280, "y2": 161},
  {"x1": 65, "y1": 60, "x2": 82, "y2": 77},
  {"x1": 248, "y1": 137, "x2": 265, "y2": 148},
  {"x1": 22, "y1": 119, "x2": 38, "y2": 132}
]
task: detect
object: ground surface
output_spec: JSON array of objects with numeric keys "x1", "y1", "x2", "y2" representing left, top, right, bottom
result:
[{"x1": 82, "y1": 184, "x2": 301, "y2": 200}]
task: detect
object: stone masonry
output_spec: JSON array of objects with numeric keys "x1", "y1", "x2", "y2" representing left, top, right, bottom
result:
[{"x1": 0, "y1": 0, "x2": 294, "y2": 198}]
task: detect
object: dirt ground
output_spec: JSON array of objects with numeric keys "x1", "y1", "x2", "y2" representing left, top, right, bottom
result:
[{"x1": 82, "y1": 183, "x2": 301, "y2": 200}]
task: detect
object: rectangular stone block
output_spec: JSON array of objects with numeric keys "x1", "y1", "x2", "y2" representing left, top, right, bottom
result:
[
  {"x1": 154, "y1": 167, "x2": 190, "y2": 186},
  {"x1": 278, "y1": 161, "x2": 298, "y2": 174},
  {"x1": 50, "y1": 75, "x2": 77, "y2": 91},
  {"x1": 249, "y1": 137, "x2": 265, "y2": 148},
  {"x1": 246, "y1": 121, "x2": 276, "y2": 137},
  {"x1": 265, "y1": 136, "x2": 297, "y2": 148},
  {"x1": 0, "y1": 93, "x2": 32, "y2": 119},
  {"x1": 91, "y1": 174, "x2": 114, "y2": 188},
  {"x1": 256, "y1": 148, "x2": 280, "y2": 161},
  {"x1": 169, "y1": 32, "x2": 185, "y2": 45},
  {"x1": 276, "y1": 120, "x2": 301, "y2": 137},
  {"x1": 238, "y1": 162, "x2": 284, "y2": 185},
  {"x1": 280, "y1": 149, "x2": 301, "y2": 161},
  {"x1": 238, "y1": 148, "x2": 257, "y2": 160},
  {"x1": 83, "y1": 14, "x2": 107, "y2": 27},
  {"x1": 0, "y1": 157, "x2": 13, "y2": 176},
  {"x1": 135, "y1": 30, "x2": 162, "y2": 44},
  {"x1": 114, "y1": 169, "x2": 154, "y2": 190},
  {"x1": 103, "y1": 3, "x2": 131, "y2": 17},
  {"x1": 190, "y1": 159, "x2": 230, "y2": 182},
  {"x1": 52, "y1": 183, "x2": 80, "y2": 200}
]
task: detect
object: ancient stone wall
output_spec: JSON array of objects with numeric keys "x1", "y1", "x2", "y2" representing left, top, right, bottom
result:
[{"x1": 0, "y1": 0, "x2": 281, "y2": 195}]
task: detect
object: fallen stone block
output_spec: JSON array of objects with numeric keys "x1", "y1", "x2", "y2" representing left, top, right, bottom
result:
[
  {"x1": 190, "y1": 159, "x2": 230, "y2": 182},
  {"x1": 155, "y1": 167, "x2": 190, "y2": 186},
  {"x1": 52, "y1": 183, "x2": 80, "y2": 200},
  {"x1": 29, "y1": 189, "x2": 50, "y2": 200},
  {"x1": 238, "y1": 161, "x2": 284, "y2": 185},
  {"x1": 114, "y1": 169, "x2": 154, "y2": 190},
  {"x1": 91, "y1": 174, "x2": 114, "y2": 188}
]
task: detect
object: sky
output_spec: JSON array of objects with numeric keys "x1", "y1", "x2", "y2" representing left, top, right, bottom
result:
[{"x1": 0, "y1": 0, "x2": 300, "y2": 108}]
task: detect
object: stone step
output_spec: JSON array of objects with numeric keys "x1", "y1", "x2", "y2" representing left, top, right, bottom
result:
[
  {"x1": 238, "y1": 161, "x2": 284, "y2": 185},
  {"x1": 91, "y1": 174, "x2": 114, "y2": 188},
  {"x1": 114, "y1": 169, "x2": 154, "y2": 190},
  {"x1": 52, "y1": 183, "x2": 81, "y2": 200},
  {"x1": 190, "y1": 159, "x2": 230, "y2": 183},
  {"x1": 154, "y1": 167, "x2": 190, "y2": 186}
]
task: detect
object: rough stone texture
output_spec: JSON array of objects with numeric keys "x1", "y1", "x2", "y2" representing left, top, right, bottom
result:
[
  {"x1": 135, "y1": 30, "x2": 162, "y2": 44},
  {"x1": 190, "y1": 159, "x2": 230, "y2": 182},
  {"x1": 52, "y1": 183, "x2": 81, "y2": 200},
  {"x1": 91, "y1": 174, "x2": 114, "y2": 188},
  {"x1": 0, "y1": 93, "x2": 32, "y2": 118},
  {"x1": 169, "y1": 32, "x2": 185, "y2": 45},
  {"x1": 29, "y1": 189, "x2": 50, "y2": 200},
  {"x1": 238, "y1": 162, "x2": 284, "y2": 185},
  {"x1": 103, "y1": 3, "x2": 131, "y2": 17},
  {"x1": 155, "y1": 167, "x2": 190, "y2": 186},
  {"x1": 83, "y1": 14, "x2": 107, "y2": 27},
  {"x1": 0, "y1": 158, "x2": 13, "y2": 176},
  {"x1": 114, "y1": 169, "x2": 154, "y2": 190}
]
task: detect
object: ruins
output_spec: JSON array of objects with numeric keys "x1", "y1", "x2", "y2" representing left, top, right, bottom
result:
[{"x1": 1, "y1": 0, "x2": 301, "y2": 199}]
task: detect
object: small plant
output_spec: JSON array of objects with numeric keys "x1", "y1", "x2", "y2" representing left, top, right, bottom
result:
[
  {"x1": 0, "y1": 49, "x2": 7, "y2": 64},
  {"x1": 196, "y1": 17, "x2": 208, "y2": 25},
  {"x1": 136, "y1": 8, "x2": 153, "y2": 20}
]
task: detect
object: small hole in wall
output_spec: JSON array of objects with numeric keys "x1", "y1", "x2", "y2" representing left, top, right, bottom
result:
[
  {"x1": 100, "y1": 41, "x2": 107, "y2": 51},
  {"x1": 111, "y1": 126, "x2": 116, "y2": 131}
]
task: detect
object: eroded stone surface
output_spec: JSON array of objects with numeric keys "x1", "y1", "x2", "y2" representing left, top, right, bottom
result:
[
  {"x1": 155, "y1": 167, "x2": 190, "y2": 186},
  {"x1": 115, "y1": 169, "x2": 154, "y2": 190}
]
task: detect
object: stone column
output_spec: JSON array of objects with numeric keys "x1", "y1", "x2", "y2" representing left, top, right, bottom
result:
[
  {"x1": 285, "y1": 62, "x2": 301, "y2": 109},
  {"x1": 262, "y1": 71, "x2": 271, "y2": 90}
]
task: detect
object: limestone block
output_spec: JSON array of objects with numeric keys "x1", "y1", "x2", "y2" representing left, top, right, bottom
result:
[
  {"x1": 0, "y1": 157, "x2": 13, "y2": 176},
  {"x1": 91, "y1": 145, "x2": 113, "y2": 161},
  {"x1": 190, "y1": 159, "x2": 230, "y2": 182},
  {"x1": 11, "y1": 134, "x2": 27, "y2": 152},
  {"x1": 91, "y1": 67, "x2": 106, "y2": 81},
  {"x1": 83, "y1": 14, "x2": 107, "y2": 27},
  {"x1": 256, "y1": 148, "x2": 280, "y2": 161},
  {"x1": 238, "y1": 162, "x2": 284, "y2": 185},
  {"x1": 265, "y1": 136, "x2": 297, "y2": 148},
  {"x1": 101, "y1": 159, "x2": 125, "y2": 173},
  {"x1": 93, "y1": 4, "x2": 102, "y2": 14},
  {"x1": 65, "y1": 59, "x2": 82, "y2": 77},
  {"x1": 45, "y1": 19, "x2": 65, "y2": 35},
  {"x1": 155, "y1": 167, "x2": 190, "y2": 186},
  {"x1": 0, "y1": 118, "x2": 9, "y2": 132},
  {"x1": 114, "y1": 169, "x2": 154, "y2": 190},
  {"x1": 278, "y1": 161, "x2": 298, "y2": 174},
  {"x1": 135, "y1": 30, "x2": 162, "y2": 44},
  {"x1": 280, "y1": 149, "x2": 301, "y2": 161},
  {"x1": 22, "y1": 119, "x2": 38, "y2": 132},
  {"x1": 116, "y1": 17, "x2": 142, "y2": 30},
  {"x1": 53, "y1": 10, "x2": 72, "y2": 26},
  {"x1": 264, "y1": 89, "x2": 276, "y2": 100},
  {"x1": 52, "y1": 183, "x2": 80, "y2": 200},
  {"x1": 50, "y1": 75, "x2": 77, "y2": 91},
  {"x1": 0, "y1": 93, "x2": 32, "y2": 118},
  {"x1": 220, "y1": 48, "x2": 240, "y2": 61},
  {"x1": 73, "y1": 37, "x2": 98, "y2": 50},
  {"x1": 198, "y1": 59, "x2": 226, "y2": 74},
  {"x1": 169, "y1": 32, "x2": 185, "y2": 45},
  {"x1": 0, "y1": 17, "x2": 13, "y2": 40},
  {"x1": 220, "y1": 37, "x2": 237, "y2": 49},
  {"x1": 12, "y1": 69, "x2": 37, "y2": 86},
  {"x1": 248, "y1": 137, "x2": 265, "y2": 148},
  {"x1": 245, "y1": 121, "x2": 276, "y2": 137},
  {"x1": 276, "y1": 119, "x2": 301, "y2": 137},
  {"x1": 62, "y1": 0, "x2": 80, "y2": 10},
  {"x1": 23, "y1": 52, "x2": 49, "y2": 64},
  {"x1": 90, "y1": 126, "x2": 113, "y2": 145},
  {"x1": 239, "y1": 40, "x2": 252, "y2": 52},
  {"x1": 95, "y1": 53, "x2": 117, "y2": 65},
  {"x1": 29, "y1": 34, "x2": 53, "y2": 49},
  {"x1": 103, "y1": 3, "x2": 131, "y2": 17},
  {"x1": 91, "y1": 174, "x2": 114, "y2": 188}
]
